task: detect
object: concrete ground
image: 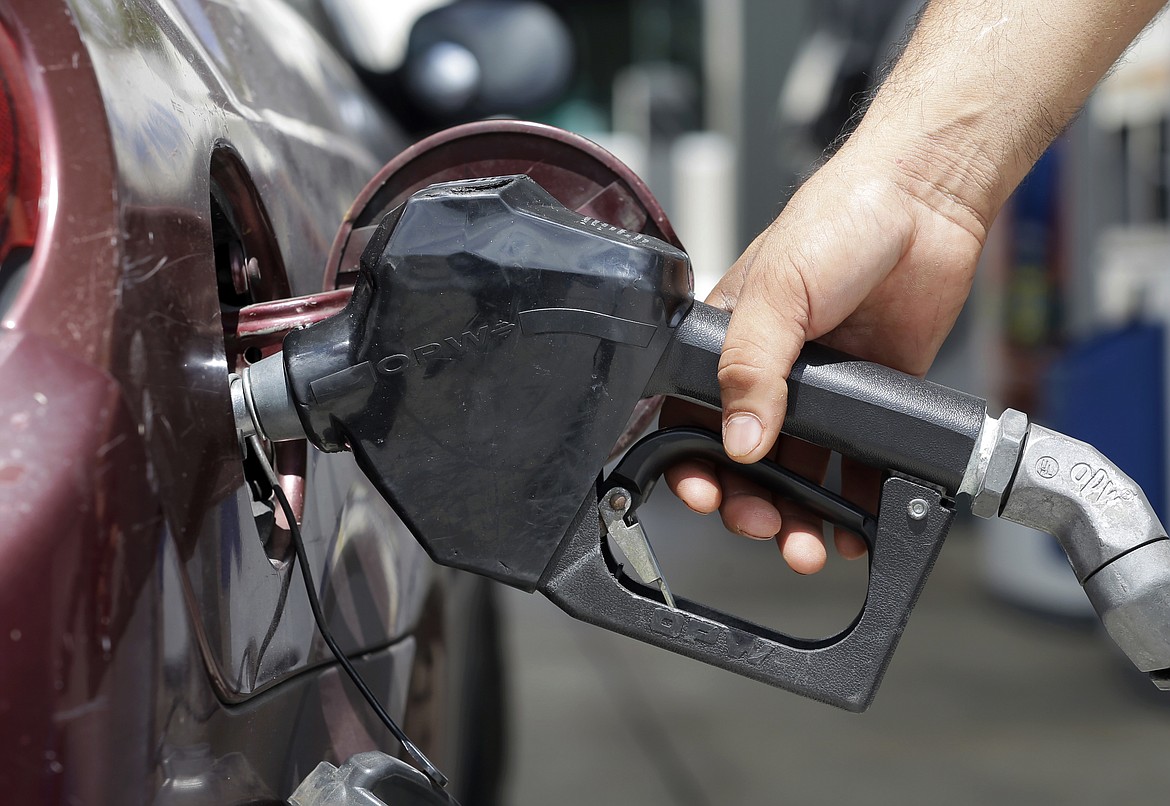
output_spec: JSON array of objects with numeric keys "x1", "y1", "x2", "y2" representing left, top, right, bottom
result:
[{"x1": 497, "y1": 492, "x2": 1170, "y2": 805}]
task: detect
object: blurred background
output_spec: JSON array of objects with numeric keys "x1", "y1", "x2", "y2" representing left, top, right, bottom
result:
[{"x1": 297, "y1": 0, "x2": 1170, "y2": 802}]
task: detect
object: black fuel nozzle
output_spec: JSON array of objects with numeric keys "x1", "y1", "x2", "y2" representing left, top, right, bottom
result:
[
  {"x1": 240, "y1": 173, "x2": 1169, "y2": 709},
  {"x1": 230, "y1": 174, "x2": 964, "y2": 711},
  {"x1": 273, "y1": 175, "x2": 693, "y2": 588}
]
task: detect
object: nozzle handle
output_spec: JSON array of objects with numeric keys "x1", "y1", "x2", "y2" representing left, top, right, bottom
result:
[
  {"x1": 541, "y1": 455, "x2": 953, "y2": 712},
  {"x1": 648, "y1": 301, "x2": 988, "y2": 493},
  {"x1": 606, "y1": 427, "x2": 875, "y2": 543}
]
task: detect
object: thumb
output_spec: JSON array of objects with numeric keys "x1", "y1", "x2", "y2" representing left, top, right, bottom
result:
[{"x1": 714, "y1": 261, "x2": 811, "y2": 464}]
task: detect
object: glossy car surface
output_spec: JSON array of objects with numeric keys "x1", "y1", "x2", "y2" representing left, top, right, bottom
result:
[{"x1": 0, "y1": 1, "x2": 498, "y2": 802}]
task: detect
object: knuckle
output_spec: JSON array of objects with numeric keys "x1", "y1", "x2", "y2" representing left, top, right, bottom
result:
[
  {"x1": 738, "y1": 268, "x2": 814, "y2": 339},
  {"x1": 716, "y1": 347, "x2": 770, "y2": 396}
]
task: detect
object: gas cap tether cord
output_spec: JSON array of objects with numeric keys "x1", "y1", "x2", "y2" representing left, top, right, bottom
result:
[{"x1": 247, "y1": 435, "x2": 450, "y2": 789}]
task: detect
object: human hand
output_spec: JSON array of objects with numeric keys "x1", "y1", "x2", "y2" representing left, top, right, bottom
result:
[
  {"x1": 662, "y1": 135, "x2": 989, "y2": 574},
  {"x1": 659, "y1": 0, "x2": 1166, "y2": 575}
]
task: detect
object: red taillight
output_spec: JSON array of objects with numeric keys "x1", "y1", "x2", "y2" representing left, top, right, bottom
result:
[{"x1": 0, "y1": 24, "x2": 39, "y2": 264}]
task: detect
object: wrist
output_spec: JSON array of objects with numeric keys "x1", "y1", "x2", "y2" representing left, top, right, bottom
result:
[
  {"x1": 845, "y1": 99, "x2": 1027, "y2": 245},
  {"x1": 839, "y1": 0, "x2": 1166, "y2": 242}
]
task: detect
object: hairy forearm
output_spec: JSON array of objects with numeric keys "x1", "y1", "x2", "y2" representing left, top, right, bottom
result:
[{"x1": 852, "y1": 0, "x2": 1166, "y2": 237}]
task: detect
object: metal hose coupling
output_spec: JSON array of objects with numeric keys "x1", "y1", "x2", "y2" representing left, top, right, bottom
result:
[{"x1": 965, "y1": 410, "x2": 1170, "y2": 687}]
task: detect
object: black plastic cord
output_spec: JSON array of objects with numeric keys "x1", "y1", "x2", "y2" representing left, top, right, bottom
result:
[{"x1": 247, "y1": 435, "x2": 448, "y2": 789}]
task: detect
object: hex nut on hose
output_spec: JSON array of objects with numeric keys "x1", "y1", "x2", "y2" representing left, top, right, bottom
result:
[{"x1": 971, "y1": 409, "x2": 1028, "y2": 518}]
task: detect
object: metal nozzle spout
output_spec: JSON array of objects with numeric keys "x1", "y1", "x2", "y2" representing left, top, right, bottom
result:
[{"x1": 230, "y1": 352, "x2": 305, "y2": 445}]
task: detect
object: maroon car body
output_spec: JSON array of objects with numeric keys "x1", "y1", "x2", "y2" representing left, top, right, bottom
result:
[{"x1": 0, "y1": 1, "x2": 499, "y2": 803}]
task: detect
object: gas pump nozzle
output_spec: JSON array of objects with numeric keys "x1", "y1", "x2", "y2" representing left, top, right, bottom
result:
[{"x1": 234, "y1": 174, "x2": 1170, "y2": 709}]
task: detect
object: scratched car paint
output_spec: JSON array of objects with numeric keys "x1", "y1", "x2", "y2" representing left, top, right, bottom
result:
[{"x1": 0, "y1": 1, "x2": 501, "y2": 803}]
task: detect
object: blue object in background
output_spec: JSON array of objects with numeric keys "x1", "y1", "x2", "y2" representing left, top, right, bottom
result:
[
  {"x1": 1041, "y1": 323, "x2": 1166, "y2": 522},
  {"x1": 1005, "y1": 143, "x2": 1063, "y2": 348}
]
